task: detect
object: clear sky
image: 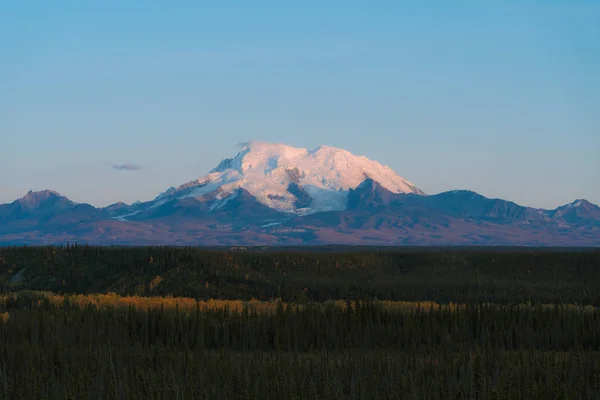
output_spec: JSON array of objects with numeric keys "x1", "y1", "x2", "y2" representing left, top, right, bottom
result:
[{"x1": 1, "y1": 1, "x2": 599, "y2": 209}]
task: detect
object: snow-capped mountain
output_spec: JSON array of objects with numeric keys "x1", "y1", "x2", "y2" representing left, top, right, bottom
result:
[
  {"x1": 0, "y1": 142, "x2": 598, "y2": 246},
  {"x1": 156, "y1": 141, "x2": 424, "y2": 215}
]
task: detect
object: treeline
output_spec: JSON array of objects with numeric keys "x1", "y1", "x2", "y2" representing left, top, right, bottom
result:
[
  {"x1": 1, "y1": 245, "x2": 600, "y2": 304},
  {"x1": 2, "y1": 293, "x2": 599, "y2": 352},
  {"x1": 0, "y1": 291, "x2": 459, "y2": 315},
  {"x1": 0, "y1": 292, "x2": 599, "y2": 399}
]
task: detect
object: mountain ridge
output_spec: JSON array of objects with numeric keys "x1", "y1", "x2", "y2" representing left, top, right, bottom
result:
[
  {"x1": 1, "y1": 142, "x2": 599, "y2": 246},
  {"x1": 1, "y1": 185, "x2": 598, "y2": 246}
]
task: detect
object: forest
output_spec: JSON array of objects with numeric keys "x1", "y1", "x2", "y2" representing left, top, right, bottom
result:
[{"x1": 0, "y1": 245, "x2": 599, "y2": 399}]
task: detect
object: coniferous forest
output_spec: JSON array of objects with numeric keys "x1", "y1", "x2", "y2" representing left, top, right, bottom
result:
[{"x1": 0, "y1": 245, "x2": 599, "y2": 399}]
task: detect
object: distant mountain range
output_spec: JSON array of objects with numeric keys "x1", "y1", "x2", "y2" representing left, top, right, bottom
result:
[{"x1": 1, "y1": 142, "x2": 599, "y2": 246}]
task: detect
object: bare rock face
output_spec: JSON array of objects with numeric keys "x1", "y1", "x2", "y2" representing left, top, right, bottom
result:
[
  {"x1": 347, "y1": 179, "x2": 399, "y2": 209},
  {"x1": 287, "y1": 183, "x2": 312, "y2": 209}
]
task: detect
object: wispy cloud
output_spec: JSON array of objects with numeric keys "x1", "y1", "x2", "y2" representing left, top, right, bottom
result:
[{"x1": 113, "y1": 164, "x2": 141, "y2": 171}]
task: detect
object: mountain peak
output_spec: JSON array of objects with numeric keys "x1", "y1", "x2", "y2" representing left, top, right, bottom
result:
[
  {"x1": 23, "y1": 189, "x2": 60, "y2": 198},
  {"x1": 1, "y1": 190, "x2": 76, "y2": 217},
  {"x1": 308, "y1": 144, "x2": 347, "y2": 155},
  {"x1": 19, "y1": 190, "x2": 67, "y2": 206},
  {"x1": 551, "y1": 198, "x2": 600, "y2": 225},
  {"x1": 171, "y1": 142, "x2": 424, "y2": 214},
  {"x1": 565, "y1": 199, "x2": 594, "y2": 209},
  {"x1": 348, "y1": 178, "x2": 398, "y2": 209},
  {"x1": 445, "y1": 190, "x2": 486, "y2": 199},
  {"x1": 555, "y1": 199, "x2": 599, "y2": 214}
]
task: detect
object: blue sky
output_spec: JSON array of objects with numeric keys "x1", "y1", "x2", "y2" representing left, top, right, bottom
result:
[{"x1": 1, "y1": 1, "x2": 598, "y2": 208}]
